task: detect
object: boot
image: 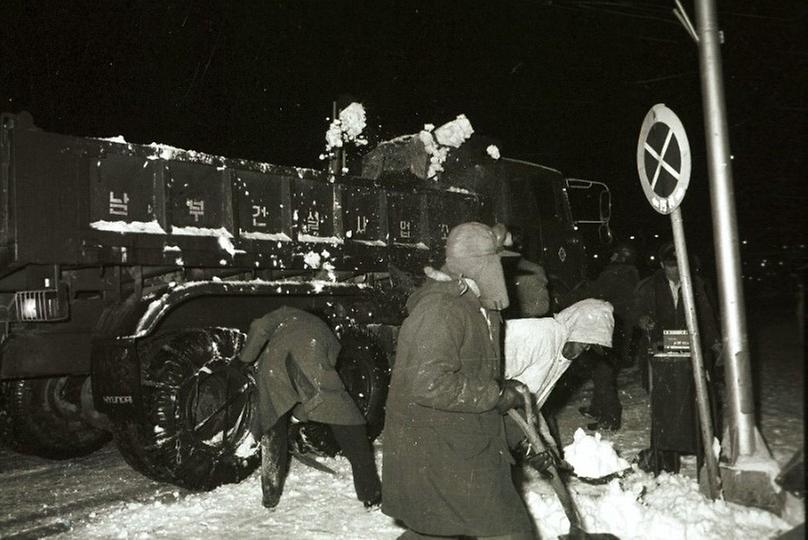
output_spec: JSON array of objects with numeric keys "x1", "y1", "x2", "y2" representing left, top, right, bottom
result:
[
  {"x1": 261, "y1": 415, "x2": 290, "y2": 508},
  {"x1": 329, "y1": 423, "x2": 382, "y2": 507}
]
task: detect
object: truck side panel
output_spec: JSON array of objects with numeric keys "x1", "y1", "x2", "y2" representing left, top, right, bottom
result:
[{"x1": 3, "y1": 122, "x2": 486, "y2": 276}]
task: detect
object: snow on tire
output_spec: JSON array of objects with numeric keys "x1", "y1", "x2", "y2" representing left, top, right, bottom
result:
[{"x1": 112, "y1": 327, "x2": 260, "y2": 491}]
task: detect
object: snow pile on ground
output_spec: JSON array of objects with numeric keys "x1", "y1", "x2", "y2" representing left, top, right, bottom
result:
[
  {"x1": 524, "y1": 469, "x2": 791, "y2": 540},
  {"x1": 55, "y1": 450, "x2": 402, "y2": 540},
  {"x1": 563, "y1": 427, "x2": 630, "y2": 479},
  {"x1": 57, "y1": 449, "x2": 792, "y2": 540}
]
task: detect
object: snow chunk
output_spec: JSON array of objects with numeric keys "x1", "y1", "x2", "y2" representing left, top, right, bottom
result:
[
  {"x1": 303, "y1": 251, "x2": 322, "y2": 269},
  {"x1": 434, "y1": 114, "x2": 474, "y2": 147},
  {"x1": 217, "y1": 235, "x2": 237, "y2": 256},
  {"x1": 234, "y1": 432, "x2": 259, "y2": 459},
  {"x1": 563, "y1": 428, "x2": 629, "y2": 479},
  {"x1": 419, "y1": 114, "x2": 475, "y2": 178},
  {"x1": 338, "y1": 102, "x2": 367, "y2": 141},
  {"x1": 322, "y1": 102, "x2": 368, "y2": 160}
]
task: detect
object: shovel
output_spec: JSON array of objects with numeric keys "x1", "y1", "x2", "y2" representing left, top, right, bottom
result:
[{"x1": 507, "y1": 389, "x2": 619, "y2": 540}]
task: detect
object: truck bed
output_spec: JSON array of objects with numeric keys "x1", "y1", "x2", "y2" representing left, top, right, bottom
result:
[{"x1": 0, "y1": 113, "x2": 487, "y2": 276}]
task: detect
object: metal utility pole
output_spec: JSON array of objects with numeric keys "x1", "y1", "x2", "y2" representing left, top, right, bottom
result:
[
  {"x1": 693, "y1": 0, "x2": 756, "y2": 461},
  {"x1": 688, "y1": 0, "x2": 787, "y2": 514}
]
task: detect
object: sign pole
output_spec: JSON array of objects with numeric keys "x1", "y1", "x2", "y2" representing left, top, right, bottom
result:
[
  {"x1": 670, "y1": 208, "x2": 721, "y2": 498},
  {"x1": 636, "y1": 103, "x2": 721, "y2": 498}
]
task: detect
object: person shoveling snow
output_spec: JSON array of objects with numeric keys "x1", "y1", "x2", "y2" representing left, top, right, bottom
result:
[
  {"x1": 504, "y1": 297, "x2": 616, "y2": 476},
  {"x1": 505, "y1": 298, "x2": 615, "y2": 410},
  {"x1": 504, "y1": 298, "x2": 618, "y2": 539}
]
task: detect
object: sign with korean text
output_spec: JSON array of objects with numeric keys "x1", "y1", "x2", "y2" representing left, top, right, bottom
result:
[{"x1": 637, "y1": 104, "x2": 691, "y2": 215}]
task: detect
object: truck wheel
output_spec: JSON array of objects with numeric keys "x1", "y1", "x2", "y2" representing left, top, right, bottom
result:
[
  {"x1": 112, "y1": 328, "x2": 259, "y2": 491},
  {"x1": 0, "y1": 375, "x2": 112, "y2": 459},
  {"x1": 290, "y1": 329, "x2": 391, "y2": 456}
]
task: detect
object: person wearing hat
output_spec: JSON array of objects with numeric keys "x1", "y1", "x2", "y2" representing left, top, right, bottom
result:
[
  {"x1": 632, "y1": 242, "x2": 721, "y2": 389},
  {"x1": 382, "y1": 222, "x2": 535, "y2": 540}
]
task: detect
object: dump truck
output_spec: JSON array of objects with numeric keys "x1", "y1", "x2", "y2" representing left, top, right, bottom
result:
[{"x1": 0, "y1": 112, "x2": 611, "y2": 490}]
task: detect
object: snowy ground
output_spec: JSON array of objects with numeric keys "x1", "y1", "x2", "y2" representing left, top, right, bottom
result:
[{"x1": 1, "y1": 300, "x2": 803, "y2": 539}]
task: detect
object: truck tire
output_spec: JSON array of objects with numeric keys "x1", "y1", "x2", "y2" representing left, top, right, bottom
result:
[
  {"x1": 0, "y1": 375, "x2": 112, "y2": 459},
  {"x1": 290, "y1": 329, "x2": 391, "y2": 456},
  {"x1": 112, "y1": 328, "x2": 259, "y2": 491}
]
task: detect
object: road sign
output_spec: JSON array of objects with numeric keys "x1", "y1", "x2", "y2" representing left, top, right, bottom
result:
[{"x1": 637, "y1": 104, "x2": 691, "y2": 215}]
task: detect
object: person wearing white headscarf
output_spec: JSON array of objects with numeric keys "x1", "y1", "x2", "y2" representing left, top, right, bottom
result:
[{"x1": 504, "y1": 298, "x2": 615, "y2": 408}]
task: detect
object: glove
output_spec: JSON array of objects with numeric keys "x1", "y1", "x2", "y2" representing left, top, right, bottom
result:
[
  {"x1": 495, "y1": 379, "x2": 528, "y2": 414},
  {"x1": 527, "y1": 449, "x2": 573, "y2": 480},
  {"x1": 234, "y1": 355, "x2": 257, "y2": 376},
  {"x1": 638, "y1": 315, "x2": 655, "y2": 331}
]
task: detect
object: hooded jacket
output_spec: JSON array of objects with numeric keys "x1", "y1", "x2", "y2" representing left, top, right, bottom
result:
[
  {"x1": 505, "y1": 299, "x2": 614, "y2": 406},
  {"x1": 239, "y1": 307, "x2": 365, "y2": 437},
  {"x1": 381, "y1": 269, "x2": 533, "y2": 537}
]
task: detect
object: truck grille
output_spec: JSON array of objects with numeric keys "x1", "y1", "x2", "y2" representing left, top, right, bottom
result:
[{"x1": 14, "y1": 289, "x2": 68, "y2": 321}]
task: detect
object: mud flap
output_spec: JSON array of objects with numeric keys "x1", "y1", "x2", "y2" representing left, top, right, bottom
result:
[{"x1": 91, "y1": 336, "x2": 141, "y2": 416}]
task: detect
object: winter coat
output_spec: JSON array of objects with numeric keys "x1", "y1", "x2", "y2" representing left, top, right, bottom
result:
[
  {"x1": 381, "y1": 271, "x2": 533, "y2": 537},
  {"x1": 590, "y1": 263, "x2": 640, "y2": 321},
  {"x1": 631, "y1": 270, "x2": 720, "y2": 350},
  {"x1": 239, "y1": 307, "x2": 365, "y2": 437},
  {"x1": 565, "y1": 262, "x2": 638, "y2": 321},
  {"x1": 504, "y1": 299, "x2": 614, "y2": 406},
  {"x1": 504, "y1": 317, "x2": 568, "y2": 406}
]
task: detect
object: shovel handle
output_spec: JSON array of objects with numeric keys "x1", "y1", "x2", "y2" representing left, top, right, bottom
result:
[{"x1": 508, "y1": 399, "x2": 585, "y2": 531}]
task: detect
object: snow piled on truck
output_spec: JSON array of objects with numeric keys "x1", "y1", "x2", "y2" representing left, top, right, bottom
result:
[
  {"x1": 90, "y1": 219, "x2": 167, "y2": 234},
  {"x1": 419, "y1": 114, "x2": 474, "y2": 178},
  {"x1": 320, "y1": 102, "x2": 369, "y2": 164}
]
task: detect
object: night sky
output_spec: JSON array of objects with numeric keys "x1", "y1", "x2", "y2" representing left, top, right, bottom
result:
[{"x1": 2, "y1": 1, "x2": 806, "y2": 266}]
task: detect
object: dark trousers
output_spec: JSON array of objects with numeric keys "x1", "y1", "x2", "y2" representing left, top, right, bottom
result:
[
  {"x1": 261, "y1": 413, "x2": 381, "y2": 508},
  {"x1": 589, "y1": 354, "x2": 622, "y2": 427}
]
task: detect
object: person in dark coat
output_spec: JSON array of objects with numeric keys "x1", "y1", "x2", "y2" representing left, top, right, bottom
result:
[
  {"x1": 239, "y1": 306, "x2": 381, "y2": 509},
  {"x1": 577, "y1": 242, "x2": 640, "y2": 431},
  {"x1": 631, "y1": 242, "x2": 722, "y2": 474},
  {"x1": 632, "y1": 242, "x2": 721, "y2": 383},
  {"x1": 382, "y1": 222, "x2": 534, "y2": 540}
]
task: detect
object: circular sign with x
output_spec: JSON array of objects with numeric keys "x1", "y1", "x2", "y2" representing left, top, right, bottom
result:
[{"x1": 636, "y1": 104, "x2": 691, "y2": 215}]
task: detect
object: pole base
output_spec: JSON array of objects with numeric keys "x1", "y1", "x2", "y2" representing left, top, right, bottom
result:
[{"x1": 718, "y1": 459, "x2": 785, "y2": 515}]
